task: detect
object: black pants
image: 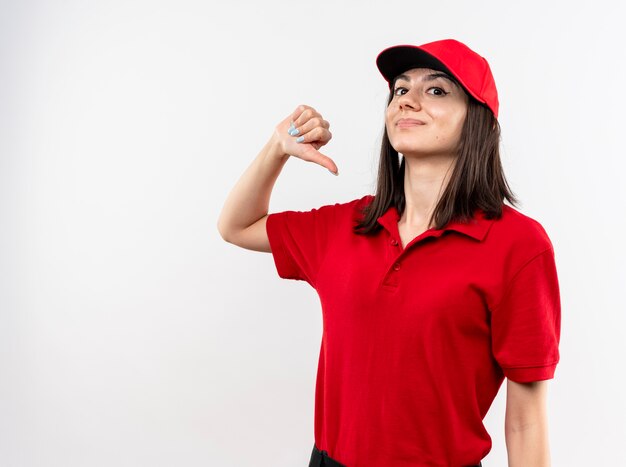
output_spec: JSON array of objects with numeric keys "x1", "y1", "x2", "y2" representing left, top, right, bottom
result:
[
  {"x1": 308, "y1": 443, "x2": 482, "y2": 467},
  {"x1": 308, "y1": 444, "x2": 347, "y2": 467}
]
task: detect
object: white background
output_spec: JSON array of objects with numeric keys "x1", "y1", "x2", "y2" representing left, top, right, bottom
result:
[{"x1": 1, "y1": 1, "x2": 625, "y2": 466}]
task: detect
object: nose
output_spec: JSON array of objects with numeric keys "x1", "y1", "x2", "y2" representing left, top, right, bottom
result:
[{"x1": 397, "y1": 88, "x2": 421, "y2": 110}]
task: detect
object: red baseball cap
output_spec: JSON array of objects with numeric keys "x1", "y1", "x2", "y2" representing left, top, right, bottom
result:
[{"x1": 376, "y1": 39, "x2": 499, "y2": 118}]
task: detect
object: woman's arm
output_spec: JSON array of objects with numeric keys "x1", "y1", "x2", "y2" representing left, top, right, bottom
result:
[
  {"x1": 217, "y1": 105, "x2": 336, "y2": 252},
  {"x1": 217, "y1": 138, "x2": 288, "y2": 253},
  {"x1": 505, "y1": 379, "x2": 551, "y2": 467}
]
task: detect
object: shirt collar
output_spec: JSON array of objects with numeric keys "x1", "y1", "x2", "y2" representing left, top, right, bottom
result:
[{"x1": 376, "y1": 204, "x2": 495, "y2": 242}]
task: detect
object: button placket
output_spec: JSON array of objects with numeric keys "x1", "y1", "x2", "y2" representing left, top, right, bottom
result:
[{"x1": 380, "y1": 233, "x2": 404, "y2": 288}]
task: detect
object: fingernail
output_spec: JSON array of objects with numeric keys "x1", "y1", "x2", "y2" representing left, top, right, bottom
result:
[
  {"x1": 288, "y1": 127, "x2": 300, "y2": 136},
  {"x1": 287, "y1": 123, "x2": 295, "y2": 134},
  {"x1": 296, "y1": 136, "x2": 304, "y2": 143},
  {"x1": 329, "y1": 169, "x2": 339, "y2": 176}
]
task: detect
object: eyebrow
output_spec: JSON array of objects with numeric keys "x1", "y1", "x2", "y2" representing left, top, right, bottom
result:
[{"x1": 393, "y1": 72, "x2": 459, "y2": 87}]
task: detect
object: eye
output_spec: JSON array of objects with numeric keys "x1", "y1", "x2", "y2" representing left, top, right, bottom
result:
[
  {"x1": 393, "y1": 86, "x2": 408, "y2": 96},
  {"x1": 427, "y1": 87, "x2": 449, "y2": 96}
]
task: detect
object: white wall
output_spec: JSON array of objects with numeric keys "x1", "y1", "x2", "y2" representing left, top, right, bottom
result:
[{"x1": 1, "y1": 0, "x2": 624, "y2": 465}]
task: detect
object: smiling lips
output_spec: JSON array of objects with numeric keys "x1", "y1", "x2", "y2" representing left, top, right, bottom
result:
[{"x1": 396, "y1": 118, "x2": 426, "y2": 128}]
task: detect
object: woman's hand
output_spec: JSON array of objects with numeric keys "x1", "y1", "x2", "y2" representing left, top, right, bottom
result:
[{"x1": 271, "y1": 105, "x2": 338, "y2": 175}]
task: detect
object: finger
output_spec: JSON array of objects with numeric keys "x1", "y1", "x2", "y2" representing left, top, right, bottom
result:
[
  {"x1": 290, "y1": 104, "x2": 316, "y2": 125},
  {"x1": 290, "y1": 117, "x2": 329, "y2": 137},
  {"x1": 293, "y1": 127, "x2": 332, "y2": 146},
  {"x1": 298, "y1": 145, "x2": 339, "y2": 175},
  {"x1": 292, "y1": 108, "x2": 319, "y2": 129}
]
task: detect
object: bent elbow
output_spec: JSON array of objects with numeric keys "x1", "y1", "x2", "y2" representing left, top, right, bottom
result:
[{"x1": 216, "y1": 219, "x2": 234, "y2": 244}]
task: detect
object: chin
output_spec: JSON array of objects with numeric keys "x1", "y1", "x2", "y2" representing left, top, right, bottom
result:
[
  {"x1": 396, "y1": 147, "x2": 456, "y2": 159},
  {"x1": 390, "y1": 136, "x2": 429, "y2": 153},
  {"x1": 392, "y1": 142, "x2": 432, "y2": 156},
  {"x1": 391, "y1": 139, "x2": 456, "y2": 158}
]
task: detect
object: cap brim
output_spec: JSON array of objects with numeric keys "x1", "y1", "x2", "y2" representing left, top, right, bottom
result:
[{"x1": 376, "y1": 45, "x2": 453, "y2": 87}]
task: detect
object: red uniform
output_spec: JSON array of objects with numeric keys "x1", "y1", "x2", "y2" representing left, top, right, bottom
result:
[{"x1": 266, "y1": 194, "x2": 561, "y2": 467}]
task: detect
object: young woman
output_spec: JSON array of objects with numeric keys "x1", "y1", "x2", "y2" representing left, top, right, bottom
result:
[{"x1": 218, "y1": 38, "x2": 561, "y2": 467}]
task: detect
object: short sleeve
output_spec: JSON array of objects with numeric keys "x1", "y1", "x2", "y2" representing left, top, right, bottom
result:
[
  {"x1": 491, "y1": 247, "x2": 562, "y2": 383},
  {"x1": 265, "y1": 202, "x2": 342, "y2": 287}
]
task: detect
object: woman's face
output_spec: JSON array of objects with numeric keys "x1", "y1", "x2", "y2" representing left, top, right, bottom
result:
[{"x1": 385, "y1": 67, "x2": 469, "y2": 158}]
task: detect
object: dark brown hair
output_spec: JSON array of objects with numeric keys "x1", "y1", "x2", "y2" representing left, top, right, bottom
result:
[{"x1": 353, "y1": 77, "x2": 519, "y2": 235}]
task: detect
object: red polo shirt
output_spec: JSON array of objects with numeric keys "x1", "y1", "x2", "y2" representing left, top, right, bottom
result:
[{"x1": 265, "y1": 194, "x2": 561, "y2": 467}]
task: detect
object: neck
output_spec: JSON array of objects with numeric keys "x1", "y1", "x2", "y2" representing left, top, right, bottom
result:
[{"x1": 401, "y1": 154, "x2": 456, "y2": 227}]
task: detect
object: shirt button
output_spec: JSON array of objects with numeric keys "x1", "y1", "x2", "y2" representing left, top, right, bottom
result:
[
  {"x1": 390, "y1": 239, "x2": 398, "y2": 246},
  {"x1": 393, "y1": 262, "x2": 401, "y2": 271}
]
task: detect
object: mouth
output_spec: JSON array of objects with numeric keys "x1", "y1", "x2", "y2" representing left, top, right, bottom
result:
[{"x1": 396, "y1": 118, "x2": 426, "y2": 128}]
